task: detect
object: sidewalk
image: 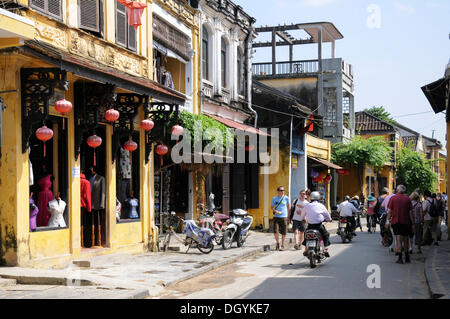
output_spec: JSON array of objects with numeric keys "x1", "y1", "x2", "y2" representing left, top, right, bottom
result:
[
  {"x1": 423, "y1": 224, "x2": 450, "y2": 299},
  {"x1": 0, "y1": 221, "x2": 339, "y2": 299}
]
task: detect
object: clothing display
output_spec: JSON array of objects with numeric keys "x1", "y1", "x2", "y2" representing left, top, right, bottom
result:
[
  {"x1": 162, "y1": 71, "x2": 174, "y2": 89},
  {"x1": 125, "y1": 197, "x2": 139, "y2": 219},
  {"x1": 80, "y1": 173, "x2": 92, "y2": 212},
  {"x1": 117, "y1": 178, "x2": 130, "y2": 206},
  {"x1": 36, "y1": 174, "x2": 54, "y2": 227},
  {"x1": 28, "y1": 148, "x2": 34, "y2": 186},
  {"x1": 47, "y1": 198, "x2": 67, "y2": 227},
  {"x1": 29, "y1": 198, "x2": 38, "y2": 231},
  {"x1": 90, "y1": 174, "x2": 106, "y2": 210},
  {"x1": 119, "y1": 147, "x2": 132, "y2": 179}
]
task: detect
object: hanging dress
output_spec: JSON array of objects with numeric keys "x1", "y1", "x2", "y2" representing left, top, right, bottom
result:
[
  {"x1": 36, "y1": 174, "x2": 54, "y2": 227},
  {"x1": 47, "y1": 198, "x2": 67, "y2": 227},
  {"x1": 29, "y1": 198, "x2": 39, "y2": 231}
]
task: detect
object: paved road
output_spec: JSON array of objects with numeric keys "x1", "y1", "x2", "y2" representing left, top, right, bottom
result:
[{"x1": 157, "y1": 229, "x2": 430, "y2": 299}]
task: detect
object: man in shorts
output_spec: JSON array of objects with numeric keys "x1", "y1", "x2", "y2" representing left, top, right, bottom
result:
[
  {"x1": 290, "y1": 189, "x2": 309, "y2": 250},
  {"x1": 386, "y1": 185, "x2": 413, "y2": 264},
  {"x1": 271, "y1": 186, "x2": 290, "y2": 251}
]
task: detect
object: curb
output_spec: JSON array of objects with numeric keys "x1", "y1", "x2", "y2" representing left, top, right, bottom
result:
[{"x1": 424, "y1": 227, "x2": 448, "y2": 299}]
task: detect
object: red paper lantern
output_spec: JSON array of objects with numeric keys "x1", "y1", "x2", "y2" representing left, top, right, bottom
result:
[
  {"x1": 156, "y1": 144, "x2": 168, "y2": 156},
  {"x1": 118, "y1": 0, "x2": 147, "y2": 30},
  {"x1": 171, "y1": 124, "x2": 184, "y2": 136},
  {"x1": 124, "y1": 138, "x2": 138, "y2": 165},
  {"x1": 54, "y1": 99, "x2": 72, "y2": 130},
  {"x1": 141, "y1": 119, "x2": 154, "y2": 143},
  {"x1": 105, "y1": 108, "x2": 120, "y2": 122},
  {"x1": 87, "y1": 135, "x2": 102, "y2": 166},
  {"x1": 35, "y1": 125, "x2": 53, "y2": 157}
]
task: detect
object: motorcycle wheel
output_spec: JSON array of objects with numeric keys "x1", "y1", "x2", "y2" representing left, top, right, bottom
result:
[
  {"x1": 340, "y1": 231, "x2": 347, "y2": 243},
  {"x1": 197, "y1": 241, "x2": 214, "y2": 254},
  {"x1": 237, "y1": 234, "x2": 247, "y2": 247},
  {"x1": 309, "y1": 251, "x2": 316, "y2": 268},
  {"x1": 222, "y1": 230, "x2": 233, "y2": 250}
]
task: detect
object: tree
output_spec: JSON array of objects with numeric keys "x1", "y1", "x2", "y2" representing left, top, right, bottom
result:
[
  {"x1": 332, "y1": 135, "x2": 392, "y2": 196},
  {"x1": 396, "y1": 145, "x2": 438, "y2": 194},
  {"x1": 364, "y1": 106, "x2": 396, "y2": 126}
]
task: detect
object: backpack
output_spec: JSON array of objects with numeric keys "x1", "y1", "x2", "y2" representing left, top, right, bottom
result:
[
  {"x1": 428, "y1": 198, "x2": 439, "y2": 218},
  {"x1": 289, "y1": 198, "x2": 298, "y2": 222},
  {"x1": 373, "y1": 197, "x2": 381, "y2": 214}
]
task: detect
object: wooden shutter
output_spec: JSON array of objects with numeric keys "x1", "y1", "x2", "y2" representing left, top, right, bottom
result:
[
  {"x1": 246, "y1": 163, "x2": 260, "y2": 209},
  {"x1": 128, "y1": 24, "x2": 137, "y2": 52},
  {"x1": 30, "y1": 0, "x2": 45, "y2": 11},
  {"x1": 79, "y1": 0, "x2": 100, "y2": 33},
  {"x1": 116, "y1": 2, "x2": 127, "y2": 47},
  {"x1": 30, "y1": 0, "x2": 62, "y2": 20},
  {"x1": 230, "y1": 164, "x2": 246, "y2": 210}
]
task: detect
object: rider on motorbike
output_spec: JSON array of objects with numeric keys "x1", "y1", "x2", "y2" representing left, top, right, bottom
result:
[
  {"x1": 300, "y1": 191, "x2": 332, "y2": 257},
  {"x1": 337, "y1": 195, "x2": 358, "y2": 235}
]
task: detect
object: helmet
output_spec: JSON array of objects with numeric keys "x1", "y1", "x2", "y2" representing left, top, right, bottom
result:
[
  {"x1": 345, "y1": 195, "x2": 351, "y2": 201},
  {"x1": 310, "y1": 191, "x2": 321, "y2": 201}
]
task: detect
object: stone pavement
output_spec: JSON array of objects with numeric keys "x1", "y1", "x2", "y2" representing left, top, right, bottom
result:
[
  {"x1": 0, "y1": 221, "x2": 338, "y2": 299},
  {"x1": 423, "y1": 224, "x2": 450, "y2": 299}
]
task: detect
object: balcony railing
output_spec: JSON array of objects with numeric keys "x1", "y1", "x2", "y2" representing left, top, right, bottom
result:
[{"x1": 252, "y1": 60, "x2": 319, "y2": 77}]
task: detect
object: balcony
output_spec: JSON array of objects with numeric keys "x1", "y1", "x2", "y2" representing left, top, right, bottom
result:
[{"x1": 252, "y1": 60, "x2": 319, "y2": 78}]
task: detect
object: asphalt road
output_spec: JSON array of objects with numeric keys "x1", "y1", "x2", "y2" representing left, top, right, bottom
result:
[{"x1": 158, "y1": 228, "x2": 431, "y2": 299}]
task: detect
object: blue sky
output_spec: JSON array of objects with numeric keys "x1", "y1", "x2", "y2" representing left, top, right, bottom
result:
[{"x1": 234, "y1": 0, "x2": 450, "y2": 150}]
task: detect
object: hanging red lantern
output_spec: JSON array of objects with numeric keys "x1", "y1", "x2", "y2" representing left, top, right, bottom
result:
[
  {"x1": 54, "y1": 99, "x2": 72, "y2": 130},
  {"x1": 118, "y1": 0, "x2": 147, "y2": 30},
  {"x1": 124, "y1": 138, "x2": 138, "y2": 165},
  {"x1": 35, "y1": 125, "x2": 53, "y2": 157},
  {"x1": 141, "y1": 119, "x2": 154, "y2": 143},
  {"x1": 87, "y1": 134, "x2": 102, "y2": 166},
  {"x1": 156, "y1": 144, "x2": 168, "y2": 168},
  {"x1": 105, "y1": 108, "x2": 120, "y2": 123},
  {"x1": 171, "y1": 124, "x2": 184, "y2": 136}
]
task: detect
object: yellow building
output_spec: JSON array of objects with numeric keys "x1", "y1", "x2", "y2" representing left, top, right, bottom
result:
[
  {"x1": 0, "y1": 0, "x2": 200, "y2": 267},
  {"x1": 439, "y1": 153, "x2": 447, "y2": 194}
]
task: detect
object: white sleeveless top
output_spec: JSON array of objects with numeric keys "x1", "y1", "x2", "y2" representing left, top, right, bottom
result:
[{"x1": 47, "y1": 198, "x2": 67, "y2": 227}]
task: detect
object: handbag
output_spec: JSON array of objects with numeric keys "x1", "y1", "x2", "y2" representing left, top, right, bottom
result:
[{"x1": 272, "y1": 195, "x2": 286, "y2": 217}]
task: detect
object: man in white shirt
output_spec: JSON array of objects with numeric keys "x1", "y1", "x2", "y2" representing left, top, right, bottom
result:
[
  {"x1": 300, "y1": 191, "x2": 332, "y2": 257},
  {"x1": 289, "y1": 189, "x2": 309, "y2": 250},
  {"x1": 337, "y1": 195, "x2": 359, "y2": 235}
]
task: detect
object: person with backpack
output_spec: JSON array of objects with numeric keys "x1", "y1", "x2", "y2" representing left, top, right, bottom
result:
[
  {"x1": 422, "y1": 190, "x2": 439, "y2": 246},
  {"x1": 271, "y1": 186, "x2": 290, "y2": 251},
  {"x1": 289, "y1": 189, "x2": 309, "y2": 250}
]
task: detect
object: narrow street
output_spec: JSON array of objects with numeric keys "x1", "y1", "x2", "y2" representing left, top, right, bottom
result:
[{"x1": 157, "y1": 229, "x2": 430, "y2": 299}]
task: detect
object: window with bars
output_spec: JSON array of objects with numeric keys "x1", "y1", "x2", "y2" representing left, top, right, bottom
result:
[
  {"x1": 116, "y1": 1, "x2": 137, "y2": 52},
  {"x1": 221, "y1": 37, "x2": 227, "y2": 88},
  {"x1": 29, "y1": 0, "x2": 62, "y2": 20},
  {"x1": 78, "y1": 0, "x2": 104, "y2": 38},
  {"x1": 202, "y1": 26, "x2": 209, "y2": 81}
]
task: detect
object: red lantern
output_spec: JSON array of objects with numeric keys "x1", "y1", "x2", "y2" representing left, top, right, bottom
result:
[
  {"x1": 35, "y1": 125, "x2": 53, "y2": 157},
  {"x1": 54, "y1": 99, "x2": 72, "y2": 130},
  {"x1": 124, "y1": 138, "x2": 138, "y2": 165},
  {"x1": 156, "y1": 144, "x2": 169, "y2": 168},
  {"x1": 118, "y1": 0, "x2": 147, "y2": 30},
  {"x1": 105, "y1": 108, "x2": 120, "y2": 123},
  {"x1": 141, "y1": 119, "x2": 154, "y2": 143},
  {"x1": 171, "y1": 124, "x2": 184, "y2": 136},
  {"x1": 87, "y1": 134, "x2": 102, "y2": 166}
]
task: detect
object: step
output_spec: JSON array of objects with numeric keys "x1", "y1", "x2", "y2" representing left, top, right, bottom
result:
[{"x1": 0, "y1": 278, "x2": 17, "y2": 287}]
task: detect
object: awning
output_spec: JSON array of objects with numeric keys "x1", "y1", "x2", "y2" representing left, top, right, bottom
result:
[
  {"x1": 421, "y1": 77, "x2": 449, "y2": 114},
  {"x1": 20, "y1": 41, "x2": 186, "y2": 105},
  {"x1": 0, "y1": 8, "x2": 35, "y2": 49},
  {"x1": 308, "y1": 156, "x2": 343, "y2": 170},
  {"x1": 153, "y1": 41, "x2": 188, "y2": 64},
  {"x1": 207, "y1": 114, "x2": 271, "y2": 136}
]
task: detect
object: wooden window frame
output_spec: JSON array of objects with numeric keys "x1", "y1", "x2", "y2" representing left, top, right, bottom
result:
[
  {"x1": 29, "y1": 0, "x2": 63, "y2": 21},
  {"x1": 78, "y1": 0, "x2": 104, "y2": 39},
  {"x1": 221, "y1": 37, "x2": 227, "y2": 88},
  {"x1": 202, "y1": 26, "x2": 209, "y2": 81},
  {"x1": 115, "y1": 1, "x2": 137, "y2": 52}
]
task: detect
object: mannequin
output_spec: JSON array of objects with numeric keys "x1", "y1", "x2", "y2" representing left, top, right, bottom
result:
[
  {"x1": 80, "y1": 172, "x2": 92, "y2": 247},
  {"x1": 47, "y1": 192, "x2": 67, "y2": 227},
  {"x1": 29, "y1": 192, "x2": 38, "y2": 231},
  {"x1": 36, "y1": 164, "x2": 54, "y2": 227},
  {"x1": 125, "y1": 191, "x2": 139, "y2": 219},
  {"x1": 89, "y1": 166, "x2": 106, "y2": 247}
]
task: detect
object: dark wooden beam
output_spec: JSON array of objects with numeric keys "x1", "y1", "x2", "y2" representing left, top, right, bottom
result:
[{"x1": 253, "y1": 39, "x2": 314, "y2": 48}]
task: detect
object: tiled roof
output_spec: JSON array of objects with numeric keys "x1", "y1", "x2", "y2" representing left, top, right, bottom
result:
[
  {"x1": 402, "y1": 136, "x2": 418, "y2": 149},
  {"x1": 355, "y1": 111, "x2": 396, "y2": 133}
]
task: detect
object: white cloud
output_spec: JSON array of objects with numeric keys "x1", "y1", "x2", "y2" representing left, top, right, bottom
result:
[{"x1": 394, "y1": 2, "x2": 415, "y2": 14}]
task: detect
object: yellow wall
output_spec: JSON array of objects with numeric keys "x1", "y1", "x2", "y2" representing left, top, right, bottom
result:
[{"x1": 439, "y1": 154, "x2": 447, "y2": 194}]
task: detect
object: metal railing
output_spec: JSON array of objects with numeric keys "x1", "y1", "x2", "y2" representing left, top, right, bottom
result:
[{"x1": 252, "y1": 60, "x2": 319, "y2": 76}]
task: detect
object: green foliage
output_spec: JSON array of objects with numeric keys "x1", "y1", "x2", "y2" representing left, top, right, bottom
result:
[
  {"x1": 332, "y1": 135, "x2": 392, "y2": 170},
  {"x1": 176, "y1": 110, "x2": 234, "y2": 152},
  {"x1": 396, "y1": 145, "x2": 438, "y2": 194},
  {"x1": 364, "y1": 106, "x2": 397, "y2": 126}
]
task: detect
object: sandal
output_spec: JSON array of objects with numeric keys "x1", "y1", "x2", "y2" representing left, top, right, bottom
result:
[{"x1": 280, "y1": 246, "x2": 285, "y2": 251}]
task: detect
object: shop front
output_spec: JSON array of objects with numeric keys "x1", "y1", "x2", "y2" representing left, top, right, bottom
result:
[{"x1": 0, "y1": 42, "x2": 185, "y2": 267}]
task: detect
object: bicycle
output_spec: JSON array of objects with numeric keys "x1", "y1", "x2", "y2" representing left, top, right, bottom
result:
[{"x1": 160, "y1": 212, "x2": 215, "y2": 254}]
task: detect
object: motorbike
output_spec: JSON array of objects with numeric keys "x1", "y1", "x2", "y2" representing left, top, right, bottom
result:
[
  {"x1": 198, "y1": 205, "x2": 229, "y2": 246},
  {"x1": 304, "y1": 226, "x2": 329, "y2": 268},
  {"x1": 337, "y1": 217, "x2": 354, "y2": 243},
  {"x1": 222, "y1": 209, "x2": 253, "y2": 250}
]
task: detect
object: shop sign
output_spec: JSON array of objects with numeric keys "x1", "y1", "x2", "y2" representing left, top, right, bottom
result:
[
  {"x1": 72, "y1": 167, "x2": 80, "y2": 178},
  {"x1": 292, "y1": 154, "x2": 298, "y2": 169}
]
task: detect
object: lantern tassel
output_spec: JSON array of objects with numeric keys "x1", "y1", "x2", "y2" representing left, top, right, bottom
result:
[
  {"x1": 94, "y1": 149, "x2": 96, "y2": 167},
  {"x1": 130, "y1": 151, "x2": 132, "y2": 166},
  {"x1": 63, "y1": 118, "x2": 65, "y2": 130},
  {"x1": 43, "y1": 142, "x2": 46, "y2": 158}
]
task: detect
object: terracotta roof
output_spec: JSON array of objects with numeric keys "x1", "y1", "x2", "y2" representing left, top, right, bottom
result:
[
  {"x1": 206, "y1": 114, "x2": 271, "y2": 136},
  {"x1": 355, "y1": 111, "x2": 396, "y2": 133},
  {"x1": 402, "y1": 136, "x2": 418, "y2": 149}
]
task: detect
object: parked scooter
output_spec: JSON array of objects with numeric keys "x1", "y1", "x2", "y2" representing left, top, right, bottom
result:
[
  {"x1": 222, "y1": 209, "x2": 253, "y2": 250},
  {"x1": 337, "y1": 217, "x2": 354, "y2": 243},
  {"x1": 198, "y1": 194, "x2": 230, "y2": 245},
  {"x1": 304, "y1": 226, "x2": 329, "y2": 268}
]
